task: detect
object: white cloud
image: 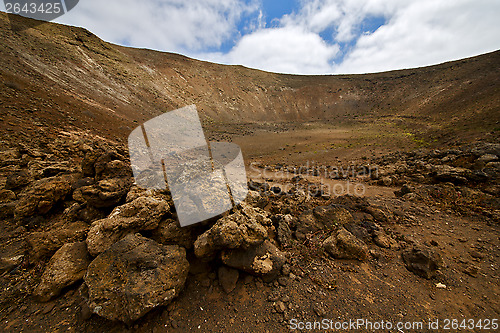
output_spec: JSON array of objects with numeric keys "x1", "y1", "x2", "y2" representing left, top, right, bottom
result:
[
  {"x1": 201, "y1": 26, "x2": 340, "y2": 74},
  {"x1": 254, "y1": 0, "x2": 500, "y2": 74},
  {"x1": 334, "y1": 0, "x2": 500, "y2": 73},
  {"x1": 54, "y1": 0, "x2": 258, "y2": 53}
]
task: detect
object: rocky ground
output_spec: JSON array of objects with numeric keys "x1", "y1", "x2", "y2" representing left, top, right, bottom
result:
[
  {"x1": 0, "y1": 130, "x2": 498, "y2": 332},
  {"x1": 0, "y1": 13, "x2": 499, "y2": 332}
]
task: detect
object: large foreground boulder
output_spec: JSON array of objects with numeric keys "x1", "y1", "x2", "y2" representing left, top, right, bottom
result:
[
  {"x1": 33, "y1": 242, "x2": 91, "y2": 302},
  {"x1": 84, "y1": 234, "x2": 189, "y2": 324},
  {"x1": 86, "y1": 196, "x2": 169, "y2": 256}
]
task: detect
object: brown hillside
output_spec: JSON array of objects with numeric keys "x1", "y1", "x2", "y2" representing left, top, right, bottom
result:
[{"x1": 1, "y1": 12, "x2": 499, "y2": 148}]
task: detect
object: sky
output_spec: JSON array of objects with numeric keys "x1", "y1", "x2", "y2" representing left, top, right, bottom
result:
[{"x1": 2, "y1": 0, "x2": 500, "y2": 74}]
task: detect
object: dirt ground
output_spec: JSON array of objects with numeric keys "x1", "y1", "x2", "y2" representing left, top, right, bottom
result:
[{"x1": 1, "y1": 121, "x2": 498, "y2": 332}]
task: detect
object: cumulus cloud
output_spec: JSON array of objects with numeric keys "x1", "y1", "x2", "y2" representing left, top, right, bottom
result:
[
  {"x1": 199, "y1": 0, "x2": 500, "y2": 74},
  {"x1": 202, "y1": 26, "x2": 340, "y2": 74},
  {"x1": 54, "y1": 0, "x2": 258, "y2": 53},
  {"x1": 333, "y1": 0, "x2": 500, "y2": 73}
]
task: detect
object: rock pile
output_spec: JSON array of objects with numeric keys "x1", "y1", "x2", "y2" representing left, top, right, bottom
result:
[{"x1": 4, "y1": 139, "x2": 495, "y2": 324}]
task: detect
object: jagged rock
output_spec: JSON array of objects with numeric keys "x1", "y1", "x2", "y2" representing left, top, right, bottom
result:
[
  {"x1": 5, "y1": 169, "x2": 32, "y2": 190},
  {"x1": 248, "y1": 180, "x2": 270, "y2": 192},
  {"x1": 86, "y1": 196, "x2": 169, "y2": 256},
  {"x1": 218, "y1": 266, "x2": 239, "y2": 293},
  {"x1": 0, "y1": 202, "x2": 16, "y2": 219},
  {"x1": 331, "y1": 194, "x2": 370, "y2": 211},
  {"x1": 14, "y1": 175, "x2": 73, "y2": 219},
  {"x1": 379, "y1": 176, "x2": 393, "y2": 186},
  {"x1": 84, "y1": 233, "x2": 189, "y2": 324},
  {"x1": 125, "y1": 185, "x2": 172, "y2": 204},
  {"x1": 296, "y1": 205, "x2": 353, "y2": 237},
  {"x1": 221, "y1": 240, "x2": 286, "y2": 280},
  {"x1": 27, "y1": 222, "x2": 89, "y2": 262},
  {"x1": 431, "y1": 165, "x2": 488, "y2": 184},
  {"x1": 245, "y1": 190, "x2": 268, "y2": 208},
  {"x1": 71, "y1": 177, "x2": 94, "y2": 191},
  {"x1": 0, "y1": 148, "x2": 21, "y2": 167},
  {"x1": 81, "y1": 149, "x2": 102, "y2": 177},
  {"x1": 470, "y1": 143, "x2": 500, "y2": 157},
  {"x1": 401, "y1": 246, "x2": 443, "y2": 279},
  {"x1": 73, "y1": 177, "x2": 133, "y2": 208},
  {"x1": 125, "y1": 185, "x2": 149, "y2": 202},
  {"x1": 0, "y1": 254, "x2": 24, "y2": 274},
  {"x1": 0, "y1": 189, "x2": 16, "y2": 202},
  {"x1": 94, "y1": 151, "x2": 132, "y2": 181},
  {"x1": 194, "y1": 203, "x2": 269, "y2": 259},
  {"x1": 373, "y1": 229, "x2": 398, "y2": 249},
  {"x1": 28, "y1": 160, "x2": 78, "y2": 179},
  {"x1": 0, "y1": 238, "x2": 26, "y2": 274},
  {"x1": 477, "y1": 154, "x2": 498, "y2": 164},
  {"x1": 33, "y1": 242, "x2": 91, "y2": 302},
  {"x1": 61, "y1": 202, "x2": 83, "y2": 222},
  {"x1": 151, "y1": 218, "x2": 196, "y2": 249},
  {"x1": 394, "y1": 184, "x2": 414, "y2": 197},
  {"x1": 323, "y1": 228, "x2": 368, "y2": 261},
  {"x1": 364, "y1": 206, "x2": 391, "y2": 223},
  {"x1": 77, "y1": 205, "x2": 107, "y2": 223},
  {"x1": 275, "y1": 214, "x2": 294, "y2": 248}
]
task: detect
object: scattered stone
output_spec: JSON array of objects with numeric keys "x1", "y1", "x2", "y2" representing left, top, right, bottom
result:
[
  {"x1": 281, "y1": 263, "x2": 291, "y2": 276},
  {"x1": 0, "y1": 202, "x2": 16, "y2": 219},
  {"x1": 33, "y1": 242, "x2": 91, "y2": 302},
  {"x1": 85, "y1": 234, "x2": 189, "y2": 324},
  {"x1": 28, "y1": 160, "x2": 77, "y2": 179},
  {"x1": 93, "y1": 151, "x2": 132, "y2": 180},
  {"x1": 435, "y1": 283, "x2": 447, "y2": 289},
  {"x1": 373, "y1": 229, "x2": 397, "y2": 249},
  {"x1": 313, "y1": 303, "x2": 326, "y2": 317},
  {"x1": 221, "y1": 240, "x2": 286, "y2": 280},
  {"x1": 218, "y1": 266, "x2": 239, "y2": 293},
  {"x1": 401, "y1": 246, "x2": 443, "y2": 279},
  {"x1": 278, "y1": 277, "x2": 288, "y2": 286},
  {"x1": 275, "y1": 214, "x2": 294, "y2": 248},
  {"x1": 394, "y1": 184, "x2": 413, "y2": 197},
  {"x1": 379, "y1": 176, "x2": 392, "y2": 186},
  {"x1": 245, "y1": 190, "x2": 268, "y2": 208},
  {"x1": 275, "y1": 301, "x2": 286, "y2": 313},
  {"x1": 0, "y1": 189, "x2": 16, "y2": 203},
  {"x1": 469, "y1": 250, "x2": 485, "y2": 259},
  {"x1": 0, "y1": 254, "x2": 25, "y2": 274},
  {"x1": 463, "y1": 264, "x2": 479, "y2": 277},
  {"x1": 323, "y1": 228, "x2": 368, "y2": 261}
]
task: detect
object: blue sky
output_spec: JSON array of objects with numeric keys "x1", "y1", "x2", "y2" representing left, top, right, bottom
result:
[{"x1": 2, "y1": 0, "x2": 499, "y2": 74}]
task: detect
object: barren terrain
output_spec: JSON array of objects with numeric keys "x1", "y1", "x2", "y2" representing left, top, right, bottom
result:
[{"x1": 0, "y1": 13, "x2": 499, "y2": 333}]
